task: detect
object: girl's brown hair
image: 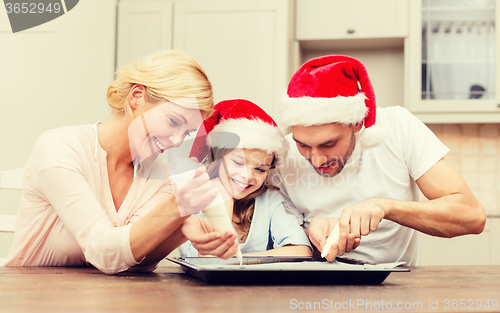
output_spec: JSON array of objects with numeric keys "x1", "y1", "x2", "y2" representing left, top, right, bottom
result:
[{"x1": 205, "y1": 147, "x2": 279, "y2": 242}]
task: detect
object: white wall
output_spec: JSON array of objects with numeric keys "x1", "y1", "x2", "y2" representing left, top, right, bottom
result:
[
  {"x1": 0, "y1": 1, "x2": 117, "y2": 171},
  {"x1": 0, "y1": 0, "x2": 117, "y2": 259}
]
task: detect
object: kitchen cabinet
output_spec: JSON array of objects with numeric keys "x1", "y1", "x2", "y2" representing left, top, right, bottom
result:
[
  {"x1": 406, "y1": 0, "x2": 500, "y2": 123},
  {"x1": 296, "y1": 0, "x2": 408, "y2": 41},
  {"x1": 117, "y1": 0, "x2": 405, "y2": 118},
  {"x1": 294, "y1": 0, "x2": 408, "y2": 111},
  {"x1": 173, "y1": 0, "x2": 293, "y2": 120},
  {"x1": 116, "y1": 0, "x2": 173, "y2": 71}
]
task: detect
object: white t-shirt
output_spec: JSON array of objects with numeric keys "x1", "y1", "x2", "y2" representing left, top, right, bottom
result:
[{"x1": 276, "y1": 106, "x2": 449, "y2": 265}]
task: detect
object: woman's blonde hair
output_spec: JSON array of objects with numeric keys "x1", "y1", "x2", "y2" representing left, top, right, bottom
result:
[
  {"x1": 107, "y1": 50, "x2": 214, "y2": 117},
  {"x1": 205, "y1": 147, "x2": 279, "y2": 242}
]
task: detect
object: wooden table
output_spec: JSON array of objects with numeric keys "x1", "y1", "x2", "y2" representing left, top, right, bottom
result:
[{"x1": 1, "y1": 264, "x2": 499, "y2": 312}]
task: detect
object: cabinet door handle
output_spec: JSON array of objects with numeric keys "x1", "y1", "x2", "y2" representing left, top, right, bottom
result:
[{"x1": 347, "y1": 29, "x2": 355, "y2": 34}]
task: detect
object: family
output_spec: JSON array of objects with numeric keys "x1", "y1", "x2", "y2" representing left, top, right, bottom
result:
[{"x1": 5, "y1": 51, "x2": 486, "y2": 274}]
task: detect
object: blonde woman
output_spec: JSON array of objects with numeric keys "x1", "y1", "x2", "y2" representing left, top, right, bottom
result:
[{"x1": 5, "y1": 51, "x2": 228, "y2": 274}]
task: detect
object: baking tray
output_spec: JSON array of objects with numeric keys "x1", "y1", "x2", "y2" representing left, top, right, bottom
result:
[{"x1": 167, "y1": 256, "x2": 409, "y2": 285}]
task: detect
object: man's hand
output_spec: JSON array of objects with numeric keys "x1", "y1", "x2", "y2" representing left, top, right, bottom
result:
[
  {"x1": 339, "y1": 198, "x2": 385, "y2": 239},
  {"x1": 325, "y1": 198, "x2": 385, "y2": 259},
  {"x1": 307, "y1": 216, "x2": 359, "y2": 262},
  {"x1": 180, "y1": 217, "x2": 239, "y2": 259},
  {"x1": 307, "y1": 198, "x2": 385, "y2": 262}
]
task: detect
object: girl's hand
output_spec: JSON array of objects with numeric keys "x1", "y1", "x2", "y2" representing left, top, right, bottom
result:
[
  {"x1": 173, "y1": 164, "x2": 219, "y2": 216},
  {"x1": 181, "y1": 217, "x2": 239, "y2": 259}
]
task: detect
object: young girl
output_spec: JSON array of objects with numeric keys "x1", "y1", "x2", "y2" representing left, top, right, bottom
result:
[{"x1": 178, "y1": 99, "x2": 312, "y2": 257}]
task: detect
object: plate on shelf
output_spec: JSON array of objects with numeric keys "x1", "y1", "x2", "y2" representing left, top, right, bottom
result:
[{"x1": 167, "y1": 256, "x2": 409, "y2": 285}]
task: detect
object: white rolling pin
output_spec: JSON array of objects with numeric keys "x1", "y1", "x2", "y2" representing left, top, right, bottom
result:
[{"x1": 321, "y1": 222, "x2": 340, "y2": 258}]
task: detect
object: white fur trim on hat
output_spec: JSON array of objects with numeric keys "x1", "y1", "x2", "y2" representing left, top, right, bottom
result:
[
  {"x1": 279, "y1": 92, "x2": 368, "y2": 129},
  {"x1": 358, "y1": 124, "x2": 387, "y2": 148},
  {"x1": 208, "y1": 118, "x2": 288, "y2": 158}
]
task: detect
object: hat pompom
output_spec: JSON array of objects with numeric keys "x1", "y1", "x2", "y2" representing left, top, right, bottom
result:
[{"x1": 359, "y1": 123, "x2": 387, "y2": 148}]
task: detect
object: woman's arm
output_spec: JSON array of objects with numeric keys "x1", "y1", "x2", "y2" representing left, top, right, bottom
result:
[
  {"x1": 129, "y1": 167, "x2": 220, "y2": 264},
  {"x1": 33, "y1": 132, "x2": 218, "y2": 273},
  {"x1": 129, "y1": 195, "x2": 188, "y2": 267}
]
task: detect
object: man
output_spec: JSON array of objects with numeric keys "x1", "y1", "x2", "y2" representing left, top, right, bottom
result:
[{"x1": 276, "y1": 55, "x2": 485, "y2": 265}]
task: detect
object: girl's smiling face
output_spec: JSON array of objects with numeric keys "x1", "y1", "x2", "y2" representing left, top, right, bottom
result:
[
  {"x1": 128, "y1": 100, "x2": 205, "y2": 164},
  {"x1": 218, "y1": 148, "x2": 274, "y2": 200}
]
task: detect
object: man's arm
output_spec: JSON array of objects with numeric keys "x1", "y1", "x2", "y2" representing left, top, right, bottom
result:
[
  {"x1": 314, "y1": 158, "x2": 485, "y2": 261},
  {"x1": 383, "y1": 157, "x2": 485, "y2": 237},
  {"x1": 341, "y1": 157, "x2": 485, "y2": 241}
]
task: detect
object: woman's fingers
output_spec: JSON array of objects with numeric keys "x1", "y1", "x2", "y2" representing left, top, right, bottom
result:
[{"x1": 174, "y1": 169, "x2": 218, "y2": 215}]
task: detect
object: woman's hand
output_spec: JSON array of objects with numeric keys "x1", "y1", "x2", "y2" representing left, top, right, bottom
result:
[
  {"x1": 211, "y1": 177, "x2": 233, "y2": 202},
  {"x1": 172, "y1": 164, "x2": 219, "y2": 216},
  {"x1": 181, "y1": 217, "x2": 239, "y2": 259}
]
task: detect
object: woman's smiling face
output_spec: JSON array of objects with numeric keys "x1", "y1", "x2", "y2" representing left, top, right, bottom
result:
[
  {"x1": 128, "y1": 100, "x2": 205, "y2": 164},
  {"x1": 218, "y1": 148, "x2": 274, "y2": 200}
]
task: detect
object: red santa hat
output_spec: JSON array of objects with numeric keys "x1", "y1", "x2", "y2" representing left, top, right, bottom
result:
[
  {"x1": 280, "y1": 55, "x2": 385, "y2": 147},
  {"x1": 190, "y1": 99, "x2": 288, "y2": 163}
]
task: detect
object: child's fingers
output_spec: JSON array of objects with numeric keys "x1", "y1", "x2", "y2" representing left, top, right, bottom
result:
[
  {"x1": 219, "y1": 241, "x2": 239, "y2": 260},
  {"x1": 196, "y1": 232, "x2": 237, "y2": 256}
]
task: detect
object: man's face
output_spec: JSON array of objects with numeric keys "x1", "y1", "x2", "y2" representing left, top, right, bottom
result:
[{"x1": 291, "y1": 123, "x2": 361, "y2": 177}]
